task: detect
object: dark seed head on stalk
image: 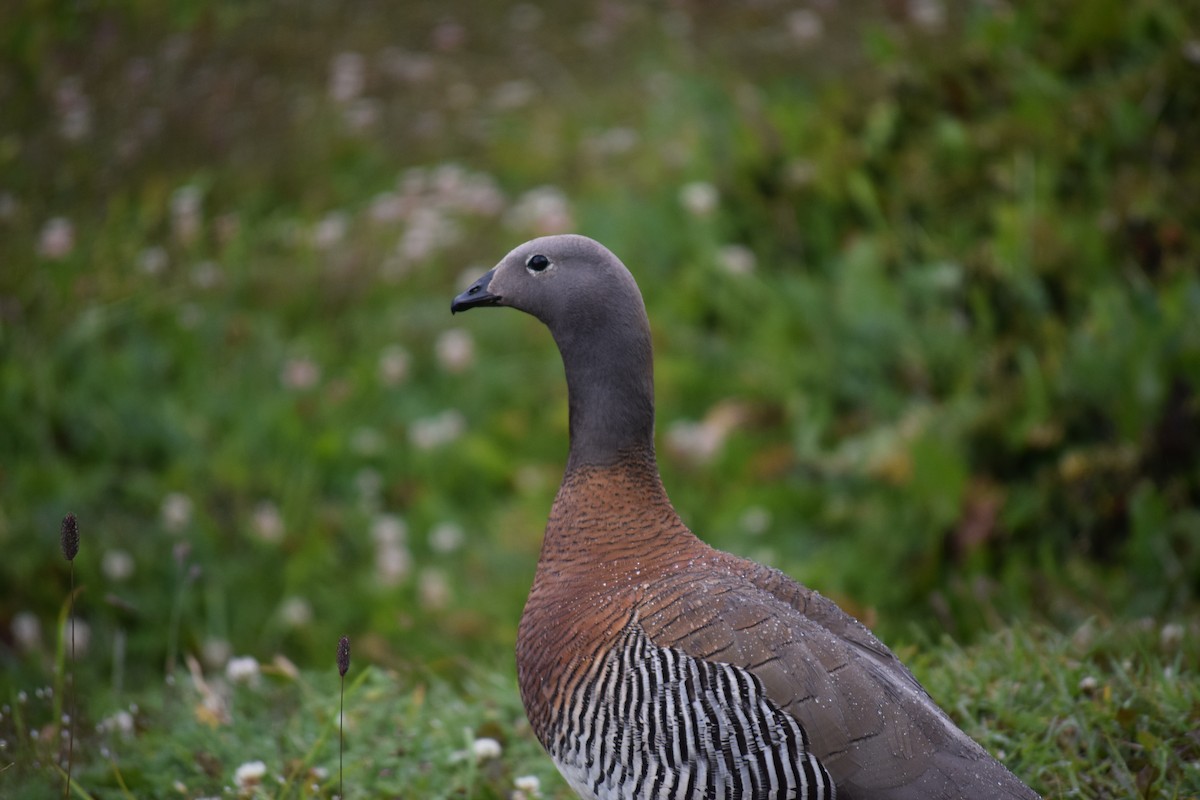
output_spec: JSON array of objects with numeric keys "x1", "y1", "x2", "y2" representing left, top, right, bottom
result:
[
  {"x1": 60, "y1": 513, "x2": 79, "y2": 562},
  {"x1": 337, "y1": 636, "x2": 350, "y2": 677}
]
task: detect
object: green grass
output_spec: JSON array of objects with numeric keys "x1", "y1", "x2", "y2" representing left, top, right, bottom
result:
[
  {"x1": 2, "y1": 0, "x2": 1199, "y2": 796},
  {"x1": 3, "y1": 617, "x2": 1196, "y2": 797}
]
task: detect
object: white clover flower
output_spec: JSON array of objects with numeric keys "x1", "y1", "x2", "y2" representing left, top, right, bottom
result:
[
  {"x1": 436, "y1": 328, "x2": 475, "y2": 373},
  {"x1": 786, "y1": 9, "x2": 824, "y2": 44},
  {"x1": 377, "y1": 345, "x2": 411, "y2": 386},
  {"x1": 281, "y1": 357, "x2": 320, "y2": 390},
  {"x1": 739, "y1": 506, "x2": 772, "y2": 536},
  {"x1": 37, "y1": 217, "x2": 75, "y2": 259},
  {"x1": 98, "y1": 710, "x2": 135, "y2": 737},
  {"x1": 665, "y1": 419, "x2": 725, "y2": 465},
  {"x1": 65, "y1": 619, "x2": 90, "y2": 659},
  {"x1": 418, "y1": 568, "x2": 451, "y2": 610},
  {"x1": 717, "y1": 244, "x2": 756, "y2": 276},
  {"x1": 471, "y1": 737, "x2": 502, "y2": 761},
  {"x1": 234, "y1": 760, "x2": 267, "y2": 791},
  {"x1": 492, "y1": 80, "x2": 536, "y2": 110},
  {"x1": 225, "y1": 656, "x2": 261, "y2": 685},
  {"x1": 343, "y1": 98, "x2": 380, "y2": 133},
  {"x1": 1161, "y1": 622, "x2": 1184, "y2": 650},
  {"x1": 312, "y1": 212, "x2": 349, "y2": 249},
  {"x1": 11, "y1": 612, "x2": 41, "y2": 652},
  {"x1": 429, "y1": 522, "x2": 465, "y2": 554},
  {"x1": 514, "y1": 774, "x2": 542, "y2": 798},
  {"x1": 409, "y1": 410, "x2": 466, "y2": 450},
  {"x1": 279, "y1": 596, "x2": 313, "y2": 628},
  {"x1": 376, "y1": 543, "x2": 412, "y2": 588},
  {"x1": 329, "y1": 52, "x2": 366, "y2": 103},
  {"x1": 506, "y1": 186, "x2": 573, "y2": 235},
  {"x1": 371, "y1": 514, "x2": 407, "y2": 545},
  {"x1": 356, "y1": 469, "x2": 383, "y2": 505},
  {"x1": 369, "y1": 191, "x2": 408, "y2": 224},
  {"x1": 55, "y1": 77, "x2": 91, "y2": 140},
  {"x1": 191, "y1": 261, "x2": 222, "y2": 289},
  {"x1": 101, "y1": 549, "x2": 135, "y2": 581},
  {"x1": 679, "y1": 181, "x2": 718, "y2": 217},
  {"x1": 252, "y1": 501, "x2": 284, "y2": 543},
  {"x1": 161, "y1": 492, "x2": 193, "y2": 533},
  {"x1": 202, "y1": 638, "x2": 233, "y2": 669},
  {"x1": 138, "y1": 246, "x2": 168, "y2": 275},
  {"x1": 170, "y1": 185, "x2": 203, "y2": 245},
  {"x1": 909, "y1": 0, "x2": 946, "y2": 31}
]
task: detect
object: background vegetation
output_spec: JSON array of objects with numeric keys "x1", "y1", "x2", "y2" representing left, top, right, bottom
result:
[{"x1": 1, "y1": 1, "x2": 1197, "y2": 797}]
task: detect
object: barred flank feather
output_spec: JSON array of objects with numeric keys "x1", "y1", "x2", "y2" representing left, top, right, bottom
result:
[{"x1": 549, "y1": 622, "x2": 835, "y2": 800}]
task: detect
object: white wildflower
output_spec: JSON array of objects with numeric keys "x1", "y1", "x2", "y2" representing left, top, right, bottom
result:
[
  {"x1": 371, "y1": 514, "x2": 407, "y2": 545},
  {"x1": 11, "y1": 612, "x2": 41, "y2": 652},
  {"x1": 429, "y1": 522, "x2": 465, "y2": 554},
  {"x1": 513, "y1": 774, "x2": 542, "y2": 799},
  {"x1": 717, "y1": 244, "x2": 756, "y2": 276},
  {"x1": 436, "y1": 328, "x2": 475, "y2": 373},
  {"x1": 471, "y1": 737, "x2": 502, "y2": 761},
  {"x1": 786, "y1": 9, "x2": 824, "y2": 44},
  {"x1": 1160, "y1": 622, "x2": 1184, "y2": 650},
  {"x1": 409, "y1": 409, "x2": 466, "y2": 450},
  {"x1": 418, "y1": 568, "x2": 451, "y2": 610},
  {"x1": 98, "y1": 710, "x2": 135, "y2": 737},
  {"x1": 252, "y1": 501, "x2": 284, "y2": 543},
  {"x1": 101, "y1": 549, "x2": 135, "y2": 581},
  {"x1": 343, "y1": 98, "x2": 380, "y2": 132},
  {"x1": 55, "y1": 77, "x2": 92, "y2": 140},
  {"x1": 138, "y1": 246, "x2": 168, "y2": 275},
  {"x1": 170, "y1": 185, "x2": 203, "y2": 245},
  {"x1": 679, "y1": 181, "x2": 718, "y2": 217},
  {"x1": 191, "y1": 261, "x2": 222, "y2": 289},
  {"x1": 739, "y1": 506, "x2": 772, "y2": 536},
  {"x1": 377, "y1": 344, "x2": 411, "y2": 386},
  {"x1": 506, "y1": 186, "x2": 573, "y2": 235},
  {"x1": 492, "y1": 80, "x2": 536, "y2": 110},
  {"x1": 433, "y1": 20, "x2": 466, "y2": 52},
  {"x1": 225, "y1": 656, "x2": 261, "y2": 686},
  {"x1": 909, "y1": 0, "x2": 946, "y2": 30},
  {"x1": 329, "y1": 52, "x2": 366, "y2": 103},
  {"x1": 202, "y1": 638, "x2": 233, "y2": 669},
  {"x1": 161, "y1": 492, "x2": 193, "y2": 533},
  {"x1": 37, "y1": 217, "x2": 75, "y2": 259},
  {"x1": 281, "y1": 357, "x2": 320, "y2": 390},
  {"x1": 312, "y1": 212, "x2": 349, "y2": 249},
  {"x1": 279, "y1": 596, "x2": 313, "y2": 628},
  {"x1": 234, "y1": 760, "x2": 267, "y2": 791},
  {"x1": 65, "y1": 619, "x2": 91, "y2": 658},
  {"x1": 375, "y1": 541, "x2": 413, "y2": 587}
]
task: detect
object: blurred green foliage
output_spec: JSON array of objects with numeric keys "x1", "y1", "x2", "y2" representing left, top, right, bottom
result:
[{"x1": 0, "y1": 0, "x2": 1198, "y2": 765}]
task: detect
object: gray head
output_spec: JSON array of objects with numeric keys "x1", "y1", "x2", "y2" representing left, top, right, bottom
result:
[
  {"x1": 452, "y1": 234, "x2": 657, "y2": 468},
  {"x1": 451, "y1": 235, "x2": 646, "y2": 332}
]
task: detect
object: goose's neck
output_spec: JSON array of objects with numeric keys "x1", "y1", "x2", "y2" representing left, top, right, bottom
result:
[{"x1": 550, "y1": 312, "x2": 656, "y2": 472}]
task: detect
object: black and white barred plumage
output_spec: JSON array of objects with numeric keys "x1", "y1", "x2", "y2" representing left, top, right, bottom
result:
[{"x1": 549, "y1": 622, "x2": 836, "y2": 800}]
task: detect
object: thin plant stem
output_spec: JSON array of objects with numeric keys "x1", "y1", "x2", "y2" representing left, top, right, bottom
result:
[
  {"x1": 339, "y1": 677, "x2": 345, "y2": 800},
  {"x1": 336, "y1": 635, "x2": 350, "y2": 800},
  {"x1": 60, "y1": 512, "x2": 80, "y2": 800},
  {"x1": 64, "y1": 560, "x2": 75, "y2": 800}
]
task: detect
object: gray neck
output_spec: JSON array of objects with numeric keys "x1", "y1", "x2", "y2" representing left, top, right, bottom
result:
[{"x1": 549, "y1": 308, "x2": 656, "y2": 472}]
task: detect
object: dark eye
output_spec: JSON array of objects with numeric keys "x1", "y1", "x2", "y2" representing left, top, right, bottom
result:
[{"x1": 525, "y1": 253, "x2": 551, "y2": 273}]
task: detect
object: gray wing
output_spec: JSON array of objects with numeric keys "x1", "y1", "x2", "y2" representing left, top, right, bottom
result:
[{"x1": 635, "y1": 554, "x2": 1040, "y2": 800}]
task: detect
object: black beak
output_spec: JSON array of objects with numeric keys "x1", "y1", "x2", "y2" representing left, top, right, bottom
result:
[{"x1": 451, "y1": 268, "x2": 501, "y2": 313}]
